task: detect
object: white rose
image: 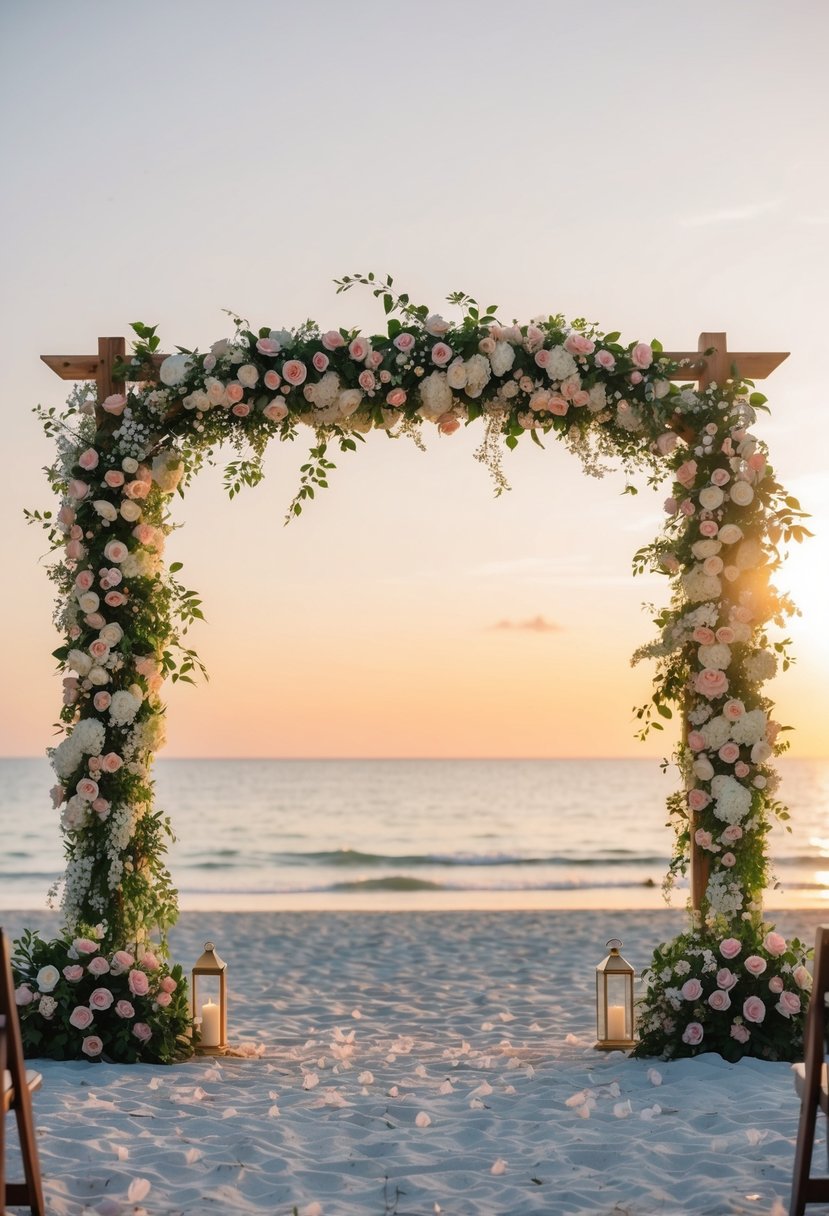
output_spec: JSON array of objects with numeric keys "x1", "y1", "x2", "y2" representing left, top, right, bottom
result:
[
  {"x1": 205, "y1": 377, "x2": 227, "y2": 406},
  {"x1": 120, "y1": 500, "x2": 142, "y2": 522},
  {"x1": 158, "y1": 353, "x2": 193, "y2": 387},
  {"x1": 691, "y1": 540, "x2": 722, "y2": 560},
  {"x1": 717, "y1": 524, "x2": 743, "y2": 545},
  {"x1": 698, "y1": 643, "x2": 732, "y2": 671},
  {"x1": 77, "y1": 592, "x2": 100, "y2": 615},
  {"x1": 337, "y1": 389, "x2": 363, "y2": 419},
  {"x1": 99, "y1": 623, "x2": 123, "y2": 646},
  {"x1": 36, "y1": 964, "x2": 61, "y2": 993},
  {"x1": 464, "y1": 354, "x2": 492, "y2": 398},
  {"x1": 122, "y1": 457, "x2": 139, "y2": 474},
  {"x1": 730, "y1": 480, "x2": 754, "y2": 506},
  {"x1": 653, "y1": 379, "x2": 671, "y2": 399},
  {"x1": 693, "y1": 756, "x2": 715, "y2": 781},
  {"x1": 152, "y1": 451, "x2": 184, "y2": 494},
  {"x1": 68, "y1": 649, "x2": 92, "y2": 676},
  {"x1": 88, "y1": 666, "x2": 109, "y2": 686},
  {"x1": 489, "y1": 341, "x2": 516, "y2": 378},
  {"x1": 698, "y1": 486, "x2": 725, "y2": 511},
  {"x1": 183, "y1": 390, "x2": 210, "y2": 412},
  {"x1": 751, "y1": 740, "x2": 772, "y2": 764},
  {"x1": 237, "y1": 363, "x2": 259, "y2": 389},
  {"x1": 424, "y1": 314, "x2": 450, "y2": 337},
  {"x1": 446, "y1": 359, "x2": 467, "y2": 390},
  {"x1": 93, "y1": 500, "x2": 118, "y2": 522}
]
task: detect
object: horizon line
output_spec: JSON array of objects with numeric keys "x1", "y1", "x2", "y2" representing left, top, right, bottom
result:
[{"x1": 1, "y1": 753, "x2": 826, "y2": 763}]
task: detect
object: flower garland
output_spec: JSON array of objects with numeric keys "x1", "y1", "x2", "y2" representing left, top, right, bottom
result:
[{"x1": 27, "y1": 275, "x2": 809, "y2": 1060}]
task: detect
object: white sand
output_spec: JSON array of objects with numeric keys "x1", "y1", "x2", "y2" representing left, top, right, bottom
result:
[{"x1": 2, "y1": 907, "x2": 824, "y2": 1215}]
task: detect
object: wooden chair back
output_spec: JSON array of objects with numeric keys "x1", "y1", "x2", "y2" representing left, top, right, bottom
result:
[
  {"x1": 0, "y1": 928, "x2": 45, "y2": 1216},
  {"x1": 791, "y1": 924, "x2": 829, "y2": 1215}
]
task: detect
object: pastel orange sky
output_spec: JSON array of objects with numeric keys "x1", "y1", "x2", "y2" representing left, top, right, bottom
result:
[{"x1": 1, "y1": 2, "x2": 827, "y2": 759}]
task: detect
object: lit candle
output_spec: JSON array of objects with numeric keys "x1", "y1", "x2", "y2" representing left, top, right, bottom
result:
[
  {"x1": 201, "y1": 999, "x2": 220, "y2": 1048},
  {"x1": 607, "y1": 1004, "x2": 626, "y2": 1041}
]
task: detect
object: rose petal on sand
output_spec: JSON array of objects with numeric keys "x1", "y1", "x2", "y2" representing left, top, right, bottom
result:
[
  {"x1": 415, "y1": 1111, "x2": 431, "y2": 1127},
  {"x1": 358, "y1": 1071, "x2": 374, "y2": 1084},
  {"x1": 648, "y1": 1069, "x2": 663, "y2": 1086},
  {"x1": 268, "y1": 1104, "x2": 280, "y2": 1117},
  {"x1": 303, "y1": 1072, "x2": 320, "y2": 1090},
  {"x1": 351, "y1": 1009, "x2": 362, "y2": 1019},
  {"x1": 127, "y1": 1178, "x2": 151, "y2": 1203},
  {"x1": 491, "y1": 1158, "x2": 507, "y2": 1176},
  {"x1": 184, "y1": 1148, "x2": 201, "y2": 1164},
  {"x1": 613, "y1": 1100, "x2": 632, "y2": 1118},
  {"x1": 438, "y1": 1081, "x2": 454, "y2": 1094}
]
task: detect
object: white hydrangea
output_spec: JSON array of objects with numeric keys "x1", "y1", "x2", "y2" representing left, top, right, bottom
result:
[
  {"x1": 336, "y1": 389, "x2": 363, "y2": 419},
  {"x1": 109, "y1": 690, "x2": 141, "y2": 727},
  {"x1": 710, "y1": 775, "x2": 752, "y2": 825},
  {"x1": 744, "y1": 650, "x2": 778, "y2": 684},
  {"x1": 682, "y1": 567, "x2": 722, "y2": 603},
  {"x1": 546, "y1": 346, "x2": 577, "y2": 381},
  {"x1": 729, "y1": 708, "x2": 767, "y2": 746},
  {"x1": 127, "y1": 713, "x2": 167, "y2": 756},
  {"x1": 305, "y1": 371, "x2": 340, "y2": 411},
  {"x1": 697, "y1": 643, "x2": 732, "y2": 670},
  {"x1": 151, "y1": 450, "x2": 184, "y2": 494},
  {"x1": 587, "y1": 384, "x2": 607, "y2": 413},
  {"x1": 488, "y1": 341, "x2": 515, "y2": 378},
  {"x1": 67, "y1": 649, "x2": 92, "y2": 676},
  {"x1": 464, "y1": 354, "x2": 492, "y2": 398},
  {"x1": 419, "y1": 372, "x2": 453, "y2": 421},
  {"x1": 158, "y1": 353, "x2": 193, "y2": 386},
  {"x1": 616, "y1": 404, "x2": 643, "y2": 433},
  {"x1": 700, "y1": 715, "x2": 730, "y2": 750}
]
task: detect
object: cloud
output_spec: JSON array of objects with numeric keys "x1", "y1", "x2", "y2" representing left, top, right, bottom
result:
[
  {"x1": 678, "y1": 199, "x2": 781, "y2": 228},
  {"x1": 491, "y1": 615, "x2": 563, "y2": 634}
]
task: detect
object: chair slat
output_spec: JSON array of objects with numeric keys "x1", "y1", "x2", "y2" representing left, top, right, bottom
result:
[
  {"x1": 790, "y1": 925, "x2": 829, "y2": 1215},
  {"x1": 0, "y1": 927, "x2": 46, "y2": 1214}
]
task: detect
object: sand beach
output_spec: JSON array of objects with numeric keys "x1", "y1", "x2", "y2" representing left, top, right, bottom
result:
[{"x1": 2, "y1": 906, "x2": 824, "y2": 1215}]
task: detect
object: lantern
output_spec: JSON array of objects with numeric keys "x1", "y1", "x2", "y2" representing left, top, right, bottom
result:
[
  {"x1": 191, "y1": 942, "x2": 228, "y2": 1054},
  {"x1": 595, "y1": 938, "x2": 636, "y2": 1050}
]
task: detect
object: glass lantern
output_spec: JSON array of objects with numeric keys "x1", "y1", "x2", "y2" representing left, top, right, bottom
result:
[
  {"x1": 595, "y1": 938, "x2": 636, "y2": 1050},
  {"x1": 191, "y1": 942, "x2": 228, "y2": 1055}
]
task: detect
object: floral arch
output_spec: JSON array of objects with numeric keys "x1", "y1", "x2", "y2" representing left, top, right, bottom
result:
[{"x1": 24, "y1": 275, "x2": 812, "y2": 1062}]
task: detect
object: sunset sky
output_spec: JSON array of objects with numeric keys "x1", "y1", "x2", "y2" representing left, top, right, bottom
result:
[{"x1": 1, "y1": 1, "x2": 827, "y2": 758}]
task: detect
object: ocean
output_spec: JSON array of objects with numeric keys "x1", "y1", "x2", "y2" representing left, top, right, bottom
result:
[{"x1": 1, "y1": 757, "x2": 828, "y2": 914}]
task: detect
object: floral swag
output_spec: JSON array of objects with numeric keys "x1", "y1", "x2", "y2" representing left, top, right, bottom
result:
[{"x1": 24, "y1": 274, "x2": 811, "y2": 1063}]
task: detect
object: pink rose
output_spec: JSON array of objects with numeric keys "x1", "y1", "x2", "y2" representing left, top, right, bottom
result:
[
  {"x1": 793, "y1": 965, "x2": 812, "y2": 990},
  {"x1": 155, "y1": 991, "x2": 172, "y2": 1007},
  {"x1": 93, "y1": 691, "x2": 112, "y2": 711},
  {"x1": 263, "y1": 401, "x2": 288, "y2": 423},
  {"x1": 132, "y1": 1022, "x2": 152, "y2": 1043},
  {"x1": 715, "y1": 627, "x2": 735, "y2": 644},
  {"x1": 263, "y1": 369, "x2": 282, "y2": 391},
  {"x1": 140, "y1": 952, "x2": 160, "y2": 971},
  {"x1": 430, "y1": 342, "x2": 453, "y2": 367},
  {"x1": 75, "y1": 570, "x2": 94, "y2": 592},
  {"x1": 76, "y1": 778, "x2": 99, "y2": 802},
  {"x1": 768, "y1": 976, "x2": 784, "y2": 994},
  {"x1": 256, "y1": 337, "x2": 280, "y2": 356},
  {"x1": 688, "y1": 789, "x2": 711, "y2": 812},
  {"x1": 358, "y1": 369, "x2": 376, "y2": 391},
  {"x1": 232, "y1": 403, "x2": 250, "y2": 417},
  {"x1": 524, "y1": 324, "x2": 544, "y2": 351},
  {"x1": 723, "y1": 700, "x2": 744, "y2": 722},
  {"x1": 282, "y1": 359, "x2": 307, "y2": 385},
  {"x1": 393, "y1": 333, "x2": 415, "y2": 353},
  {"x1": 748, "y1": 452, "x2": 766, "y2": 472},
  {"x1": 124, "y1": 479, "x2": 151, "y2": 501},
  {"x1": 655, "y1": 431, "x2": 677, "y2": 456},
  {"x1": 92, "y1": 798, "x2": 110, "y2": 817},
  {"x1": 730, "y1": 1022, "x2": 750, "y2": 1044},
  {"x1": 564, "y1": 333, "x2": 595, "y2": 356},
  {"x1": 663, "y1": 497, "x2": 678, "y2": 515},
  {"x1": 699, "y1": 520, "x2": 719, "y2": 537},
  {"x1": 437, "y1": 413, "x2": 460, "y2": 435},
  {"x1": 50, "y1": 784, "x2": 66, "y2": 808},
  {"x1": 68, "y1": 478, "x2": 89, "y2": 500},
  {"x1": 687, "y1": 731, "x2": 705, "y2": 752},
  {"x1": 82, "y1": 1035, "x2": 103, "y2": 1057},
  {"x1": 776, "y1": 991, "x2": 801, "y2": 1018},
  {"x1": 694, "y1": 669, "x2": 729, "y2": 699},
  {"x1": 115, "y1": 999, "x2": 135, "y2": 1019},
  {"x1": 744, "y1": 955, "x2": 767, "y2": 977},
  {"x1": 89, "y1": 639, "x2": 110, "y2": 662},
  {"x1": 548, "y1": 397, "x2": 569, "y2": 416},
  {"x1": 73, "y1": 937, "x2": 99, "y2": 954},
  {"x1": 111, "y1": 950, "x2": 135, "y2": 973},
  {"x1": 78, "y1": 448, "x2": 99, "y2": 471},
  {"x1": 58, "y1": 504, "x2": 76, "y2": 526},
  {"x1": 721, "y1": 825, "x2": 743, "y2": 844},
  {"x1": 90, "y1": 987, "x2": 114, "y2": 1011},
  {"x1": 718, "y1": 743, "x2": 740, "y2": 764},
  {"x1": 594, "y1": 349, "x2": 616, "y2": 372},
  {"x1": 425, "y1": 314, "x2": 451, "y2": 337},
  {"x1": 160, "y1": 975, "x2": 177, "y2": 993},
  {"x1": 680, "y1": 499, "x2": 695, "y2": 517},
  {"x1": 721, "y1": 852, "x2": 736, "y2": 868},
  {"x1": 708, "y1": 989, "x2": 731, "y2": 1012},
  {"x1": 720, "y1": 938, "x2": 742, "y2": 960},
  {"x1": 763, "y1": 931, "x2": 787, "y2": 957},
  {"x1": 386, "y1": 388, "x2": 407, "y2": 408},
  {"x1": 14, "y1": 984, "x2": 34, "y2": 1006},
  {"x1": 102, "y1": 394, "x2": 127, "y2": 415},
  {"x1": 694, "y1": 828, "x2": 713, "y2": 849},
  {"x1": 717, "y1": 968, "x2": 738, "y2": 990},
  {"x1": 100, "y1": 752, "x2": 123, "y2": 773},
  {"x1": 681, "y1": 978, "x2": 703, "y2": 1001},
  {"x1": 742, "y1": 995, "x2": 766, "y2": 1024},
  {"x1": 572, "y1": 390, "x2": 590, "y2": 407},
  {"x1": 348, "y1": 337, "x2": 370, "y2": 362},
  {"x1": 682, "y1": 1021, "x2": 704, "y2": 1046},
  {"x1": 711, "y1": 468, "x2": 730, "y2": 487},
  {"x1": 312, "y1": 351, "x2": 329, "y2": 373},
  {"x1": 692, "y1": 627, "x2": 715, "y2": 645},
  {"x1": 63, "y1": 964, "x2": 84, "y2": 982},
  {"x1": 105, "y1": 591, "x2": 127, "y2": 607},
  {"x1": 676, "y1": 460, "x2": 698, "y2": 489},
  {"x1": 104, "y1": 470, "x2": 125, "y2": 489},
  {"x1": 225, "y1": 382, "x2": 244, "y2": 404},
  {"x1": 85, "y1": 612, "x2": 106, "y2": 630},
  {"x1": 631, "y1": 342, "x2": 653, "y2": 369},
  {"x1": 128, "y1": 969, "x2": 150, "y2": 996},
  {"x1": 321, "y1": 330, "x2": 345, "y2": 351},
  {"x1": 65, "y1": 539, "x2": 84, "y2": 560},
  {"x1": 88, "y1": 956, "x2": 110, "y2": 977},
  {"x1": 367, "y1": 350, "x2": 383, "y2": 369},
  {"x1": 70, "y1": 1005, "x2": 94, "y2": 1030},
  {"x1": 702, "y1": 556, "x2": 723, "y2": 576},
  {"x1": 629, "y1": 370, "x2": 643, "y2": 385}
]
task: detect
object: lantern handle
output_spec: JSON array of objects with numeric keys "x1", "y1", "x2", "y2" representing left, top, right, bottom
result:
[{"x1": 606, "y1": 938, "x2": 623, "y2": 951}]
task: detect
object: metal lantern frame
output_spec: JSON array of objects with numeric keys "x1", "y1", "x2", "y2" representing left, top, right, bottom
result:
[
  {"x1": 191, "y1": 941, "x2": 228, "y2": 1055},
  {"x1": 595, "y1": 937, "x2": 636, "y2": 1051}
]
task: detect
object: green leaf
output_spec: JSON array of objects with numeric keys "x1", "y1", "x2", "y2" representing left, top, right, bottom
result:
[{"x1": 169, "y1": 562, "x2": 183, "y2": 573}]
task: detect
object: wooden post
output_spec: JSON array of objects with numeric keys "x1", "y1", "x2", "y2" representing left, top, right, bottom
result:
[{"x1": 95, "y1": 337, "x2": 126, "y2": 428}]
